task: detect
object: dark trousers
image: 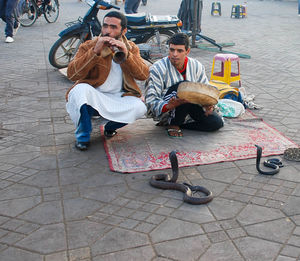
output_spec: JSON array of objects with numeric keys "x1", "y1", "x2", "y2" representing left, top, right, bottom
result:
[
  {"x1": 164, "y1": 82, "x2": 224, "y2": 132},
  {"x1": 171, "y1": 103, "x2": 224, "y2": 131},
  {"x1": 75, "y1": 104, "x2": 127, "y2": 143},
  {"x1": 0, "y1": 0, "x2": 18, "y2": 37},
  {"x1": 124, "y1": 0, "x2": 141, "y2": 14}
]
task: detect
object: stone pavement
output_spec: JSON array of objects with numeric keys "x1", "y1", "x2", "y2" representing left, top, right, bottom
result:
[{"x1": 0, "y1": 0, "x2": 300, "y2": 260}]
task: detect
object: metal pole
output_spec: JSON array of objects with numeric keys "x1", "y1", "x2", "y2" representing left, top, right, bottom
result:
[{"x1": 192, "y1": 0, "x2": 197, "y2": 47}]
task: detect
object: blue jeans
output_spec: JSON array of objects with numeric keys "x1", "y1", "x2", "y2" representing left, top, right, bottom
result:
[
  {"x1": 124, "y1": 0, "x2": 141, "y2": 14},
  {"x1": 0, "y1": 0, "x2": 18, "y2": 37},
  {"x1": 75, "y1": 104, "x2": 127, "y2": 143}
]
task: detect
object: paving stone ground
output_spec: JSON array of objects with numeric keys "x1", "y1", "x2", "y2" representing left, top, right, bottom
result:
[{"x1": 0, "y1": 0, "x2": 300, "y2": 260}]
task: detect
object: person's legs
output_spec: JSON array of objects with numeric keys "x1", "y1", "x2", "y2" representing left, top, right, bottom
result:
[
  {"x1": 104, "y1": 121, "x2": 127, "y2": 137},
  {"x1": 75, "y1": 104, "x2": 99, "y2": 145},
  {"x1": 170, "y1": 103, "x2": 192, "y2": 126},
  {"x1": 181, "y1": 104, "x2": 224, "y2": 131},
  {"x1": 124, "y1": 0, "x2": 134, "y2": 14},
  {"x1": 104, "y1": 121, "x2": 127, "y2": 132},
  {"x1": 75, "y1": 104, "x2": 128, "y2": 144},
  {"x1": 0, "y1": 0, "x2": 6, "y2": 22},
  {"x1": 167, "y1": 104, "x2": 194, "y2": 137},
  {"x1": 132, "y1": 0, "x2": 141, "y2": 13},
  {"x1": 4, "y1": 0, "x2": 18, "y2": 38},
  {"x1": 163, "y1": 81, "x2": 186, "y2": 137},
  {"x1": 14, "y1": 19, "x2": 19, "y2": 30}
]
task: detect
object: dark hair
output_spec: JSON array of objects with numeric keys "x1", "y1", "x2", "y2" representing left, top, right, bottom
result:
[
  {"x1": 104, "y1": 11, "x2": 127, "y2": 30},
  {"x1": 169, "y1": 33, "x2": 190, "y2": 50}
]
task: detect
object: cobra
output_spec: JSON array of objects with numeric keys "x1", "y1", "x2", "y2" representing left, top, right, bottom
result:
[
  {"x1": 255, "y1": 145, "x2": 283, "y2": 175},
  {"x1": 149, "y1": 151, "x2": 213, "y2": 205}
]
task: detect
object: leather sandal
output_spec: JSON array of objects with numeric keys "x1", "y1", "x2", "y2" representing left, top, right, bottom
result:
[{"x1": 167, "y1": 128, "x2": 183, "y2": 138}]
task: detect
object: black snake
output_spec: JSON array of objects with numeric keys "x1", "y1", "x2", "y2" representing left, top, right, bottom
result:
[
  {"x1": 149, "y1": 151, "x2": 213, "y2": 205},
  {"x1": 255, "y1": 145, "x2": 283, "y2": 175}
]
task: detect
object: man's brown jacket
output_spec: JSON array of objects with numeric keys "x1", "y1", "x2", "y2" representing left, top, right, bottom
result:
[{"x1": 66, "y1": 36, "x2": 149, "y2": 100}]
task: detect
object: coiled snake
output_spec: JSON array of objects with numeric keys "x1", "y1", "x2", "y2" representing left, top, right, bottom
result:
[
  {"x1": 149, "y1": 151, "x2": 213, "y2": 204},
  {"x1": 255, "y1": 145, "x2": 283, "y2": 175}
]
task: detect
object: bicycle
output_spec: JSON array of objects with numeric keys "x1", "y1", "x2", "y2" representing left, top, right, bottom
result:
[{"x1": 14, "y1": 0, "x2": 59, "y2": 27}]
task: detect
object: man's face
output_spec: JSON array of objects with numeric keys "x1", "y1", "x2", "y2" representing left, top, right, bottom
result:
[
  {"x1": 168, "y1": 44, "x2": 190, "y2": 69},
  {"x1": 102, "y1": 17, "x2": 127, "y2": 39}
]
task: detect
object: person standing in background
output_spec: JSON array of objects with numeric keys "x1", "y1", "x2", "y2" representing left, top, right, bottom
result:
[
  {"x1": 124, "y1": 0, "x2": 141, "y2": 14},
  {"x1": 0, "y1": 0, "x2": 19, "y2": 43}
]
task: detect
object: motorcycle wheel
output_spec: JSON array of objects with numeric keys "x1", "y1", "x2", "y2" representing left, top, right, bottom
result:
[
  {"x1": 14, "y1": 0, "x2": 38, "y2": 27},
  {"x1": 44, "y1": 0, "x2": 59, "y2": 23},
  {"x1": 49, "y1": 34, "x2": 83, "y2": 69},
  {"x1": 144, "y1": 30, "x2": 175, "y2": 62},
  {"x1": 141, "y1": 0, "x2": 147, "y2": 6}
]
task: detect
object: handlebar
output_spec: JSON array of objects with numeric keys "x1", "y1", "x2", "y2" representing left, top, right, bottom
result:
[
  {"x1": 85, "y1": 0, "x2": 120, "y2": 10},
  {"x1": 98, "y1": 0, "x2": 120, "y2": 10}
]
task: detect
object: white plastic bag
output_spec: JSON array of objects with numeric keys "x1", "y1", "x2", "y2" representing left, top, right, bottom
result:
[{"x1": 217, "y1": 99, "x2": 245, "y2": 118}]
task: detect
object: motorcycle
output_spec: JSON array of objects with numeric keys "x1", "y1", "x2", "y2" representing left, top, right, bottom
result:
[
  {"x1": 125, "y1": 13, "x2": 181, "y2": 61},
  {"x1": 48, "y1": 0, "x2": 182, "y2": 69}
]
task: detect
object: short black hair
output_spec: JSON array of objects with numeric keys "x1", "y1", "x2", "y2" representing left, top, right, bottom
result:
[
  {"x1": 169, "y1": 33, "x2": 190, "y2": 50},
  {"x1": 104, "y1": 11, "x2": 127, "y2": 30}
]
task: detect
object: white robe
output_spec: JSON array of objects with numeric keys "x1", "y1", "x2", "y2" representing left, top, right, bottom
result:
[{"x1": 66, "y1": 61, "x2": 147, "y2": 127}]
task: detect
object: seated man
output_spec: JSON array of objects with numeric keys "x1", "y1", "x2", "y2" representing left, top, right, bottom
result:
[
  {"x1": 145, "y1": 33, "x2": 223, "y2": 137},
  {"x1": 66, "y1": 11, "x2": 149, "y2": 150}
]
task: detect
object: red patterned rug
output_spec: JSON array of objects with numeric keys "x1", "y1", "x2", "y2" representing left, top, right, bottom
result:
[{"x1": 101, "y1": 110, "x2": 298, "y2": 173}]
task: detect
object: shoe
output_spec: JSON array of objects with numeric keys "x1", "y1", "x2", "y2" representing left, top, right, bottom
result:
[
  {"x1": 13, "y1": 23, "x2": 20, "y2": 36},
  {"x1": 104, "y1": 130, "x2": 117, "y2": 138},
  {"x1": 5, "y1": 36, "x2": 14, "y2": 43},
  {"x1": 75, "y1": 141, "x2": 90, "y2": 151}
]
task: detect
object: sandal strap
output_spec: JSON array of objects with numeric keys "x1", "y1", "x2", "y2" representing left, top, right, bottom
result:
[{"x1": 167, "y1": 128, "x2": 182, "y2": 133}]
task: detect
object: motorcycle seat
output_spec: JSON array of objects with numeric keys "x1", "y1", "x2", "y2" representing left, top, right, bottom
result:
[
  {"x1": 150, "y1": 15, "x2": 180, "y2": 24},
  {"x1": 126, "y1": 13, "x2": 147, "y2": 25}
]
